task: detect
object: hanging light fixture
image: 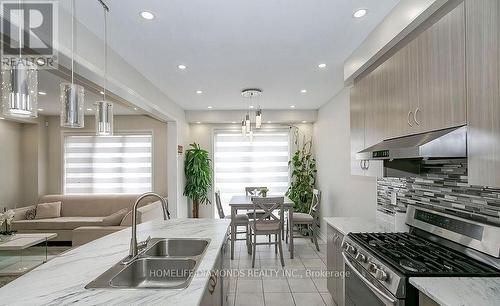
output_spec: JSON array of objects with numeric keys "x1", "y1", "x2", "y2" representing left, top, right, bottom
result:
[
  {"x1": 95, "y1": 1, "x2": 113, "y2": 136},
  {"x1": 241, "y1": 88, "x2": 263, "y2": 135},
  {"x1": 2, "y1": 0, "x2": 38, "y2": 118},
  {"x1": 60, "y1": 0, "x2": 85, "y2": 128},
  {"x1": 241, "y1": 120, "x2": 246, "y2": 136},
  {"x1": 255, "y1": 108, "x2": 262, "y2": 129}
]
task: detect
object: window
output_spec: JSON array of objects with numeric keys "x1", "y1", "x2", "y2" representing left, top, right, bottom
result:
[
  {"x1": 63, "y1": 133, "x2": 153, "y2": 194},
  {"x1": 214, "y1": 129, "x2": 290, "y2": 215}
]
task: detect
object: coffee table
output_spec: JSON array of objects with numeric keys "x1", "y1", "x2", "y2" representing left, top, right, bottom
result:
[{"x1": 0, "y1": 233, "x2": 57, "y2": 276}]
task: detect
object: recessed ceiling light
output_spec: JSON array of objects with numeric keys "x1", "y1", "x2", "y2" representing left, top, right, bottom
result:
[
  {"x1": 38, "y1": 91, "x2": 47, "y2": 95},
  {"x1": 100, "y1": 91, "x2": 105, "y2": 95},
  {"x1": 140, "y1": 11, "x2": 155, "y2": 20},
  {"x1": 86, "y1": 108, "x2": 93, "y2": 111},
  {"x1": 133, "y1": 107, "x2": 138, "y2": 111},
  {"x1": 302, "y1": 120, "x2": 307, "y2": 123},
  {"x1": 301, "y1": 89, "x2": 307, "y2": 94},
  {"x1": 178, "y1": 64, "x2": 187, "y2": 70},
  {"x1": 196, "y1": 121, "x2": 201, "y2": 124},
  {"x1": 290, "y1": 105, "x2": 296, "y2": 109},
  {"x1": 196, "y1": 90, "x2": 203, "y2": 94},
  {"x1": 231, "y1": 121, "x2": 236, "y2": 124},
  {"x1": 207, "y1": 106, "x2": 213, "y2": 109},
  {"x1": 318, "y1": 63, "x2": 327, "y2": 69},
  {"x1": 267, "y1": 121, "x2": 272, "y2": 124},
  {"x1": 249, "y1": 105, "x2": 254, "y2": 109},
  {"x1": 37, "y1": 108, "x2": 44, "y2": 112},
  {"x1": 353, "y1": 8, "x2": 368, "y2": 18}
]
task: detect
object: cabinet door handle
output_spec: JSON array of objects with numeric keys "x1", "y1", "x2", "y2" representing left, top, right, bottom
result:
[
  {"x1": 360, "y1": 160, "x2": 364, "y2": 170},
  {"x1": 408, "y1": 111, "x2": 413, "y2": 127},
  {"x1": 414, "y1": 108, "x2": 420, "y2": 125},
  {"x1": 365, "y1": 160, "x2": 370, "y2": 170}
]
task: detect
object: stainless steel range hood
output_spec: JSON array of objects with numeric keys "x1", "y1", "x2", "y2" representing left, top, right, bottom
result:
[{"x1": 356, "y1": 126, "x2": 467, "y2": 160}]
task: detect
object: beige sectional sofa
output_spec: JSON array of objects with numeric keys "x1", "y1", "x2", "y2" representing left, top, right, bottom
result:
[{"x1": 12, "y1": 194, "x2": 165, "y2": 246}]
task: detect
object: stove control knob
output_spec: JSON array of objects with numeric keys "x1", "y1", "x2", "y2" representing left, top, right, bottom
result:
[
  {"x1": 368, "y1": 262, "x2": 378, "y2": 273},
  {"x1": 355, "y1": 253, "x2": 367, "y2": 263},
  {"x1": 375, "y1": 269, "x2": 388, "y2": 281},
  {"x1": 347, "y1": 245, "x2": 357, "y2": 255}
]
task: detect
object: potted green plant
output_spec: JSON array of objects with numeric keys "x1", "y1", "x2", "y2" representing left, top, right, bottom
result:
[
  {"x1": 183, "y1": 143, "x2": 212, "y2": 218},
  {"x1": 286, "y1": 132, "x2": 317, "y2": 214}
]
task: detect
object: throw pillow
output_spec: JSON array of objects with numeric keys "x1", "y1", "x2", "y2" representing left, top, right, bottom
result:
[
  {"x1": 35, "y1": 201, "x2": 62, "y2": 219},
  {"x1": 25, "y1": 208, "x2": 37, "y2": 220},
  {"x1": 102, "y1": 208, "x2": 128, "y2": 226}
]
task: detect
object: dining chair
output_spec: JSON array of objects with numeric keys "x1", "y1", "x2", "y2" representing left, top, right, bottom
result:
[
  {"x1": 286, "y1": 189, "x2": 321, "y2": 251},
  {"x1": 215, "y1": 191, "x2": 250, "y2": 249},
  {"x1": 245, "y1": 186, "x2": 267, "y2": 196},
  {"x1": 249, "y1": 196, "x2": 285, "y2": 268},
  {"x1": 244, "y1": 186, "x2": 273, "y2": 242}
]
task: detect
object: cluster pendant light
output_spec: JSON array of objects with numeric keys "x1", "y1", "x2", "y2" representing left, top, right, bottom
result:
[
  {"x1": 95, "y1": 1, "x2": 113, "y2": 136},
  {"x1": 1, "y1": 0, "x2": 38, "y2": 118},
  {"x1": 60, "y1": 0, "x2": 85, "y2": 128},
  {"x1": 241, "y1": 89, "x2": 263, "y2": 138}
]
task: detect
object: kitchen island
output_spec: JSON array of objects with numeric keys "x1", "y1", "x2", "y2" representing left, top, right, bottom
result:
[{"x1": 0, "y1": 218, "x2": 230, "y2": 306}]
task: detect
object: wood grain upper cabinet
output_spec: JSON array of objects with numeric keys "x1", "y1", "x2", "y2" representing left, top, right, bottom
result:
[
  {"x1": 365, "y1": 64, "x2": 389, "y2": 148},
  {"x1": 415, "y1": 2, "x2": 466, "y2": 132},
  {"x1": 350, "y1": 81, "x2": 366, "y2": 176},
  {"x1": 466, "y1": 0, "x2": 500, "y2": 188}
]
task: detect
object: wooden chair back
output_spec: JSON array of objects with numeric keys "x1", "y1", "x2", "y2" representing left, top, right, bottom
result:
[
  {"x1": 250, "y1": 197, "x2": 284, "y2": 230},
  {"x1": 215, "y1": 191, "x2": 225, "y2": 219}
]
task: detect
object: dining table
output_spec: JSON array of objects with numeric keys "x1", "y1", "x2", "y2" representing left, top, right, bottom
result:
[{"x1": 228, "y1": 195, "x2": 295, "y2": 259}]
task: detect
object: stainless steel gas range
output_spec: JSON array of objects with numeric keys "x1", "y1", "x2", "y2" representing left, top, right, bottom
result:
[{"x1": 341, "y1": 205, "x2": 500, "y2": 306}]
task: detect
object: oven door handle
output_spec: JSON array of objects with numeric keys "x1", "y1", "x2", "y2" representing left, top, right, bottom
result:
[{"x1": 342, "y1": 252, "x2": 399, "y2": 306}]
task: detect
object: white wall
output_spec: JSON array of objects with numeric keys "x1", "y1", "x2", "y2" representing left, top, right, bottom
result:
[
  {"x1": 0, "y1": 119, "x2": 22, "y2": 209},
  {"x1": 314, "y1": 88, "x2": 377, "y2": 239}
]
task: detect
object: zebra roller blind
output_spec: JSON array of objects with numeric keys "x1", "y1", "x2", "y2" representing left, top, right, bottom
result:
[
  {"x1": 64, "y1": 133, "x2": 153, "y2": 194},
  {"x1": 214, "y1": 129, "x2": 290, "y2": 214}
]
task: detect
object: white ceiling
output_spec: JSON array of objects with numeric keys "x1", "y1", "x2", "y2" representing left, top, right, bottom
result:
[
  {"x1": 37, "y1": 70, "x2": 140, "y2": 116},
  {"x1": 63, "y1": 0, "x2": 400, "y2": 110}
]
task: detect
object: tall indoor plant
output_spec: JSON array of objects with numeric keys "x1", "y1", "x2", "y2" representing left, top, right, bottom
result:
[
  {"x1": 286, "y1": 129, "x2": 317, "y2": 214},
  {"x1": 184, "y1": 143, "x2": 212, "y2": 218}
]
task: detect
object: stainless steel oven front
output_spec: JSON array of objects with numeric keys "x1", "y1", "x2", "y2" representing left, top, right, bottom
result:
[{"x1": 343, "y1": 253, "x2": 405, "y2": 306}]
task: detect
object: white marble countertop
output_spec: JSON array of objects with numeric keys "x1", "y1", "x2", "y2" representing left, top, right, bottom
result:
[
  {"x1": 0, "y1": 218, "x2": 230, "y2": 306},
  {"x1": 324, "y1": 217, "x2": 392, "y2": 235},
  {"x1": 410, "y1": 277, "x2": 500, "y2": 306}
]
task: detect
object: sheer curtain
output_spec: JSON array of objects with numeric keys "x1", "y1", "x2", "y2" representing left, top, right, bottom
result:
[
  {"x1": 214, "y1": 128, "x2": 290, "y2": 215},
  {"x1": 63, "y1": 133, "x2": 153, "y2": 194}
]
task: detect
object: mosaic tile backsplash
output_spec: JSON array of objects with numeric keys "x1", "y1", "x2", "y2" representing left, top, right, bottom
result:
[{"x1": 377, "y1": 159, "x2": 500, "y2": 225}]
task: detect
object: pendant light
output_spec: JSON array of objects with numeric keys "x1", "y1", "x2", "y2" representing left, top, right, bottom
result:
[
  {"x1": 60, "y1": 0, "x2": 85, "y2": 128},
  {"x1": 1, "y1": 0, "x2": 38, "y2": 118},
  {"x1": 95, "y1": 1, "x2": 113, "y2": 136},
  {"x1": 241, "y1": 120, "x2": 246, "y2": 136},
  {"x1": 255, "y1": 108, "x2": 262, "y2": 129}
]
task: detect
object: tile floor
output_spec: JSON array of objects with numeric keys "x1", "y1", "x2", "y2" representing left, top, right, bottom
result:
[{"x1": 227, "y1": 235, "x2": 335, "y2": 306}]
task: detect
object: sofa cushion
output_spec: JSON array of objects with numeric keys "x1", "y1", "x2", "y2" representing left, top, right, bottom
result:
[
  {"x1": 102, "y1": 208, "x2": 128, "y2": 226},
  {"x1": 25, "y1": 208, "x2": 37, "y2": 220},
  {"x1": 12, "y1": 217, "x2": 105, "y2": 231},
  {"x1": 39, "y1": 195, "x2": 140, "y2": 217},
  {"x1": 35, "y1": 202, "x2": 62, "y2": 219}
]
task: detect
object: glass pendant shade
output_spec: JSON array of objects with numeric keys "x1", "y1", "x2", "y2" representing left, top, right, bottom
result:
[
  {"x1": 1, "y1": 61, "x2": 38, "y2": 118},
  {"x1": 241, "y1": 120, "x2": 246, "y2": 136},
  {"x1": 60, "y1": 83, "x2": 85, "y2": 128},
  {"x1": 255, "y1": 109, "x2": 262, "y2": 128},
  {"x1": 245, "y1": 114, "x2": 251, "y2": 133},
  {"x1": 95, "y1": 101, "x2": 113, "y2": 136}
]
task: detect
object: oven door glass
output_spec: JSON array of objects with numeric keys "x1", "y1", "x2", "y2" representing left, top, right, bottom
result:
[{"x1": 345, "y1": 263, "x2": 387, "y2": 306}]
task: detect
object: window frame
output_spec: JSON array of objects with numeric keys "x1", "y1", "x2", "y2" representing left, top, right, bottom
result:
[
  {"x1": 61, "y1": 130, "x2": 155, "y2": 195},
  {"x1": 212, "y1": 127, "x2": 292, "y2": 217}
]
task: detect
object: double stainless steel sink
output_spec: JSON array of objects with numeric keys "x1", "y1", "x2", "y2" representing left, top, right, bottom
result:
[{"x1": 85, "y1": 238, "x2": 210, "y2": 290}]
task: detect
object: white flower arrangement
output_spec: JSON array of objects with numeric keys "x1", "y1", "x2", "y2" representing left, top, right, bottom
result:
[{"x1": 0, "y1": 209, "x2": 16, "y2": 235}]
